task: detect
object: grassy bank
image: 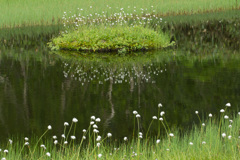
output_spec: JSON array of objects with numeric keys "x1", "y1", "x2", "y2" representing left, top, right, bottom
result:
[
  {"x1": 1, "y1": 0, "x2": 239, "y2": 28},
  {"x1": 1, "y1": 104, "x2": 239, "y2": 159}
]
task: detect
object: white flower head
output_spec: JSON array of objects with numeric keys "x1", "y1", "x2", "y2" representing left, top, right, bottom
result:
[
  {"x1": 156, "y1": 139, "x2": 160, "y2": 144},
  {"x1": 222, "y1": 133, "x2": 226, "y2": 138},
  {"x1": 25, "y1": 137, "x2": 29, "y2": 141},
  {"x1": 64, "y1": 141, "x2": 68, "y2": 144},
  {"x1": 220, "y1": 109, "x2": 225, "y2": 113},
  {"x1": 136, "y1": 114, "x2": 141, "y2": 118},
  {"x1": 48, "y1": 125, "x2": 52, "y2": 130},
  {"x1": 133, "y1": 110, "x2": 138, "y2": 115},
  {"x1": 226, "y1": 103, "x2": 231, "y2": 107},
  {"x1": 96, "y1": 118, "x2": 101, "y2": 122},
  {"x1": 107, "y1": 133, "x2": 112, "y2": 137},
  {"x1": 159, "y1": 117, "x2": 163, "y2": 121},
  {"x1": 72, "y1": 118, "x2": 78, "y2": 123},
  {"x1": 1, "y1": 158, "x2": 6, "y2": 160},
  {"x1": 61, "y1": 134, "x2": 65, "y2": 138},
  {"x1": 169, "y1": 133, "x2": 174, "y2": 137},
  {"x1": 93, "y1": 129, "x2": 99, "y2": 133},
  {"x1": 53, "y1": 135, "x2": 57, "y2": 139},
  {"x1": 64, "y1": 122, "x2": 69, "y2": 126},
  {"x1": 46, "y1": 152, "x2": 51, "y2": 157},
  {"x1": 4, "y1": 150, "x2": 8, "y2": 153},
  {"x1": 224, "y1": 115, "x2": 229, "y2": 119},
  {"x1": 209, "y1": 113, "x2": 212, "y2": 117},
  {"x1": 24, "y1": 142, "x2": 29, "y2": 146},
  {"x1": 91, "y1": 116, "x2": 96, "y2": 120},
  {"x1": 202, "y1": 123, "x2": 205, "y2": 126},
  {"x1": 202, "y1": 141, "x2": 206, "y2": 144},
  {"x1": 90, "y1": 121, "x2": 95, "y2": 125},
  {"x1": 160, "y1": 111, "x2": 165, "y2": 116},
  {"x1": 9, "y1": 139, "x2": 12, "y2": 144},
  {"x1": 158, "y1": 103, "x2": 163, "y2": 107},
  {"x1": 228, "y1": 135, "x2": 232, "y2": 139},
  {"x1": 83, "y1": 136, "x2": 86, "y2": 140},
  {"x1": 96, "y1": 136, "x2": 101, "y2": 141},
  {"x1": 98, "y1": 154, "x2": 102, "y2": 158},
  {"x1": 71, "y1": 135, "x2": 76, "y2": 140},
  {"x1": 54, "y1": 140, "x2": 58, "y2": 145},
  {"x1": 152, "y1": 116, "x2": 157, "y2": 120},
  {"x1": 97, "y1": 143, "x2": 100, "y2": 147},
  {"x1": 83, "y1": 129, "x2": 87, "y2": 133},
  {"x1": 93, "y1": 124, "x2": 98, "y2": 128},
  {"x1": 189, "y1": 142, "x2": 193, "y2": 145},
  {"x1": 229, "y1": 120, "x2": 233, "y2": 123},
  {"x1": 195, "y1": 111, "x2": 198, "y2": 114},
  {"x1": 40, "y1": 144, "x2": 46, "y2": 149},
  {"x1": 124, "y1": 137, "x2": 128, "y2": 141},
  {"x1": 238, "y1": 112, "x2": 240, "y2": 115},
  {"x1": 139, "y1": 135, "x2": 143, "y2": 139}
]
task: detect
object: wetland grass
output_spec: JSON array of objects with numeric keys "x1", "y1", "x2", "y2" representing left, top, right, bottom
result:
[
  {"x1": 0, "y1": 0, "x2": 238, "y2": 28},
  {"x1": 1, "y1": 103, "x2": 240, "y2": 160}
]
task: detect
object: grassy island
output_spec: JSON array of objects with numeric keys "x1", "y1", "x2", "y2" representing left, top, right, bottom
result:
[
  {"x1": 49, "y1": 25, "x2": 173, "y2": 53},
  {"x1": 48, "y1": 7, "x2": 174, "y2": 53}
]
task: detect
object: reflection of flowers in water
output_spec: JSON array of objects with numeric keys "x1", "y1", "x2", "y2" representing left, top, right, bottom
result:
[{"x1": 62, "y1": 61, "x2": 167, "y2": 86}]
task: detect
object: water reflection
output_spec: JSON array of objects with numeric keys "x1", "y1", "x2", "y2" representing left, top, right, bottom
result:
[{"x1": 0, "y1": 47, "x2": 240, "y2": 141}]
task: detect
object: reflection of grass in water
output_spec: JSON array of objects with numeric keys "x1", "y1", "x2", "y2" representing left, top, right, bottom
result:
[
  {"x1": 0, "y1": 0, "x2": 238, "y2": 28},
  {"x1": 2, "y1": 104, "x2": 240, "y2": 159}
]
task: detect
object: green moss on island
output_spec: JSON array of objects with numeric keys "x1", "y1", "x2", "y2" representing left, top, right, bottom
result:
[{"x1": 49, "y1": 25, "x2": 174, "y2": 53}]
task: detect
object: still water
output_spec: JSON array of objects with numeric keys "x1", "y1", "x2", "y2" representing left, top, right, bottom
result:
[{"x1": 0, "y1": 46, "x2": 240, "y2": 141}]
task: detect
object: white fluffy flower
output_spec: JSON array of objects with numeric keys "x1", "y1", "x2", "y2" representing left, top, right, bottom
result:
[
  {"x1": 24, "y1": 142, "x2": 29, "y2": 146},
  {"x1": 97, "y1": 143, "x2": 101, "y2": 147},
  {"x1": 133, "y1": 111, "x2": 138, "y2": 114},
  {"x1": 136, "y1": 114, "x2": 140, "y2": 118},
  {"x1": 169, "y1": 133, "x2": 174, "y2": 137},
  {"x1": 160, "y1": 111, "x2": 165, "y2": 116},
  {"x1": 220, "y1": 109, "x2": 225, "y2": 113},
  {"x1": 158, "y1": 103, "x2": 163, "y2": 107},
  {"x1": 224, "y1": 115, "x2": 229, "y2": 119},
  {"x1": 46, "y1": 152, "x2": 51, "y2": 157},
  {"x1": 189, "y1": 142, "x2": 193, "y2": 145},
  {"x1": 222, "y1": 133, "x2": 226, "y2": 138},
  {"x1": 93, "y1": 124, "x2": 98, "y2": 128},
  {"x1": 202, "y1": 141, "x2": 206, "y2": 144},
  {"x1": 124, "y1": 137, "x2": 128, "y2": 141},
  {"x1": 40, "y1": 144, "x2": 46, "y2": 149},
  {"x1": 91, "y1": 116, "x2": 96, "y2": 120},
  {"x1": 72, "y1": 118, "x2": 78, "y2": 123},
  {"x1": 64, "y1": 141, "x2": 68, "y2": 144},
  {"x1": 226, "y1": 103, "x2": 231, "y2": 107},
  {"x1": 83, "y1": 136, "x2": 86, "y2": 140},
  {"x1": 195, "y1": 111, "x2": 198, "y2": 114},
  {"x1": 83, "y1": 129, "x2": 87, "y2": 133},
  {"x1": 4, "y1": 150, "x2": 8, "y2": 153},
  {"x1": 62, "y1": 134, "x2": 65, "y2": 138},
  {"x1": 96, "y1": 118, "x2": 101, "y2": 122},
  {"x1": 53, "y1": 135, "x2": 57, "y2": 139},
  {"x1": 152, "y1": 116, "x2": 157, "y2": 120},
  {"x1": 107, "y1": 133, "x2": 112, "y2": 137},
  {"x1": 48, "y1": 125, "x2": 52, "y2": 130},
  {"x1": 9, "y1": 139, "x2": 12, "y2": 144},
  {"x1": 90, "y1": 121, "x2": 95, "y2": 125},
  {"x1": 209, "y1": 113, "x2": 212, "y2": 117},
  {"x1": 64, "y1": 122, "x2": 69, "y2": 126},
  {"x1": 25, "y1": 137, "x2": 29, "y2": 141},
  {"x1": 98, "y1": 154, "x2": 102, "y2": 158},
  {"x1": 71, "y1": 136, "x2": 76, "y2": 140},
  {"x1": 96, "y1": 136, "x2": 101, "y2": 141},
  {"x1": 202, "y1": 123, "x2": 205, "y2": 126},
  {"x1": 228, "y1": 135, "x2": 232, "y2": 139},
  {"x1": 93, "y1": 129, "x2": 99, "y2": 133},
  {"x1": 156, "y1": 139, "x2": 160, "y2": 143},
  {"x1": 159, "y1": 117, "x2": 163, "y2": 121},
  {"x1": 54, "y1": 140, "x2": 58, "y2": 145}
]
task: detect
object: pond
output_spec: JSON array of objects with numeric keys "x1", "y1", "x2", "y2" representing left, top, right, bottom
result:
[{"x1": 0, "y1": 21, "x2": 240, "y2": 142}]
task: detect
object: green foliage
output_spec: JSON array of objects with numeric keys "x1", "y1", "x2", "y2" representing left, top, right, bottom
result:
[{"x1": 50, "y1": 25, "x2": 173, "y2": 53}]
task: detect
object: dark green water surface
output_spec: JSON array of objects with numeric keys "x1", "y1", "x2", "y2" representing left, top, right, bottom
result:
[{"x1": 0, "y1": 18, "x2": 240, "y2": 142}]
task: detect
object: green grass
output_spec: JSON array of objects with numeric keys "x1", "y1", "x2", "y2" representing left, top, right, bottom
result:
[
  {"x1": 49, "y1": 25, "x2": 173, "y2": 53},
  {"x1": 1, "y1": 104, "x2": 240, "y2": 159},
  {"x1": 0, "y1": 0, "x2": 239, "y2": 28}
]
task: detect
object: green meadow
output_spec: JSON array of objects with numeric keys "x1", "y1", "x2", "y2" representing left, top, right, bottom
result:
[
  {"x1": 1, "y1": 105, "x2": 240, "y2": 160},
  {"x1": 0, "y1": 0, "x2": 238, "y2": 28}
]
